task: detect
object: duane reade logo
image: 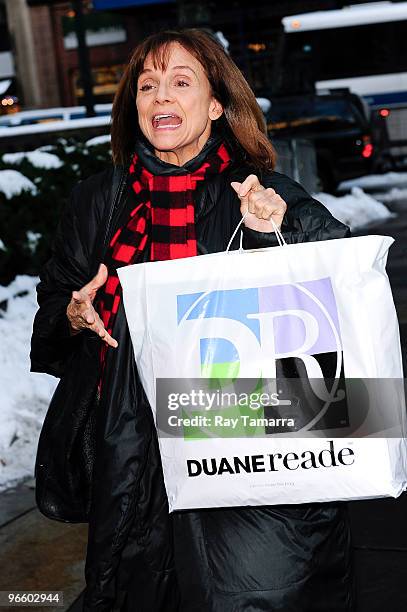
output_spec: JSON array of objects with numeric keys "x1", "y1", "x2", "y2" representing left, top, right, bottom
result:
[
  {"x1": 186, "y1": 440, "x2": 355, "y2": 477},
  {"x1": 176, "y1": 278, "x2": 348, "y2": 432}
]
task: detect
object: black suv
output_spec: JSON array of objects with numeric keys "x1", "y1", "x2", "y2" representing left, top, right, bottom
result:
[{"x1": 263, "y1": 90, "x2": 377, "y2": 192}]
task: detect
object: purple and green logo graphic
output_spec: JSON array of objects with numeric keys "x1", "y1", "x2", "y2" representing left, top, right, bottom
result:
[{"x1": 175, "y1": 278, "x2": 348, "y2": 436}]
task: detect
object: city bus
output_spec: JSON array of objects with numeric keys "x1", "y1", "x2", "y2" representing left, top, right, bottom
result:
[{"x1": 280, "y1": 1, "x2": 407, "y2": 150}]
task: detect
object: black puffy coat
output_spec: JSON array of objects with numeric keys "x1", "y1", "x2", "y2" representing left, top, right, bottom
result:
[{"x1": 30, "y1": 141, "x2": 354, "y2": 612}]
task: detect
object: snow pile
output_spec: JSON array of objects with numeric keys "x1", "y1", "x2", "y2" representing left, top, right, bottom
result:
[
  {"x1": 26, "y1": 231, "x2": 42, "y2": 254},
  {"x1": 0, "y1": 170, "x2": 38, "y2": 199},
  {"x1": 371, "y1": 187, "x2": 407, "y2": 203},
  {"x1": 0, "y1": 276, "x2": 58, "y2": 492},
  {"x1": 2, "y1": 150, "x2": 63, "y2": 169},
  {"x1": 86, "y1": 134, "x2": 111, "y2": 147},
  {"x1": 314, "y1": 186, "x2": 393, "y2": 230},
  {"x1": 215, "y1": 31, "x2": 230, "y2": 51},
  {"x1": 338, "y1": 172, "x2": 407, "y2": 192},
  {"x1": 0, "y1": 115, "x2": 110, "y2": 138},
  {"x1": 257, "y1": 97, "x2": 272, "y2": 113}
]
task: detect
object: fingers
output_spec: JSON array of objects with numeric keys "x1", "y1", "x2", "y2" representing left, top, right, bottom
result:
[
  {"x1": 67, "y1": 264, "x2": 119, "y2": 346},
  {"x1": 88, "y1": 311, "x2": 118, "y2": 348},
  {"x1": 234, "y1": 174, "x2": 264, "y2": 197},
  {"x1": 72, "y1": 290, "x2": 85, "y2": 305},
  {"x1": 252, "y1": 190, "x2": 287, "y2": 220},
  {"x1": 71, "y1": 290, "x2": 95, "y2": 328},
  {"x1": 232, "y1": 179, "x2": 287, "y2": 232},
  {"x1": 231, "y1": 175, "x2": 265, "y2": 209},
  {"x1": 66, "y1": 299, "x2": 118, "y2": 348},
  {"x1": 67, "y1": 297, "x2": 94, "y2": 331},
  {"x1": 72, "y1": 288, "x2": 91, "y2": 307},
  {"x1": 246, "y1": 188, "x2": 274, "y2": 214},
  {"x1": 238, "y1": 187, "x2": 286, "y2": 220},
  {"x1": 83, "y1": 263, "x2": 109, "y2": 300}
]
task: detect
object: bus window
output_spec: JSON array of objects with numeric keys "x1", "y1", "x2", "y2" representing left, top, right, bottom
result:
[{"x1": 282, "y1": 20, "x2": 407, "y2": 92}]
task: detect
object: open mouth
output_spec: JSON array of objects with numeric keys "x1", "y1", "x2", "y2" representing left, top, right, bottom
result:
[{"x1": 152, "y1": 114, "x2": 183, "y2": 129}]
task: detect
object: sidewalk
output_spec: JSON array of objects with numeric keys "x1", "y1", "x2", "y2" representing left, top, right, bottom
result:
[{"x1": 0, "y1": 479, "x2": 87, "y2": 612}]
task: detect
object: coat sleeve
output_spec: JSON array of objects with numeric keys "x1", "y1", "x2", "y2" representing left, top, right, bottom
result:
[
  {"x1": 242, "y1": 171, "x2": 351, "y2": 249},
  {"x1": 30, "y1": 170, "x2": 111, "y2": 378}
]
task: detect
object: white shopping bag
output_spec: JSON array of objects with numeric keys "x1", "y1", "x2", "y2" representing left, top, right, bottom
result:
[{"x1": 118, "y1": 233, "x2": 407, "y2": 511}]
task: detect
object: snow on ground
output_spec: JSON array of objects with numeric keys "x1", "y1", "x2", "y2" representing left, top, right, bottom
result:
[
  {"x1": 338, "y1": 172, "x2": 407, "y2": 192},
  {"x1": 0, "y1": 276, "x2": 57, "y2": 492},
  {"x1": 2, "y1": 150, "x2": 63, "y2": 169},
  {"x1": 314, "y1": 186, "x2": 394, "y2": 230},
  {"x1": 370, "y1": 187, "x2": 407, "y2": 203},
  {"x1": 0, "y1": 115, "x2": 110, "y2": 138},
  {"x1": 215, "y1": 31, "x2": 230, "y2": 51},
  {"x1": 0, "y1": 170, "x2": 38, "y2": 199},
  {"x1": 86, "y1": 134, "x2": 111, "y2": 146},
  {"x1": 256, "y1": 97, "x2": 272, "y2": 113},
  {"x1": 26, "y1": 231, "x2": 42, "y2": 254}
]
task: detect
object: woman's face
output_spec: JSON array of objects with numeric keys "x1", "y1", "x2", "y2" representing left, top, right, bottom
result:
[{"x1": 136, "y1": 43, "x2": 223, "y2": 166}]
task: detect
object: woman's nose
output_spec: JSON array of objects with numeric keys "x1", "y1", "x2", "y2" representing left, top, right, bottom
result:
[{"x1": 154, "y1": 81, "x2": 173, "y2": 104}]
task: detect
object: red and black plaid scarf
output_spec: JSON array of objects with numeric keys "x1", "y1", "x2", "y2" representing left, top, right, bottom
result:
[{"x1": 97, "y1": 139, "x2": 232, "y2": 391}]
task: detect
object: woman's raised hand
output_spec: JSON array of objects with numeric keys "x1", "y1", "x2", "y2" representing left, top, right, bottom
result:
[
  {"x1": 231, "y1": 175, "x2": 287, "y2": 233},
  {"x1": 66, "y1": 263, "x2": 118, "y2": 348}
]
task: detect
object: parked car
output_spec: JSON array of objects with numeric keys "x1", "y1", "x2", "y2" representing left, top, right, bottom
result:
[{"x1": 261, "y1": 90, "x2": 378, "y2": 192}]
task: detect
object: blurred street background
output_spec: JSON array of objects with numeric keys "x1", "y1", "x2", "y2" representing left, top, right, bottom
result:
[{"x1": 0, "y1": 1, "x2": 407, "y2": 611}]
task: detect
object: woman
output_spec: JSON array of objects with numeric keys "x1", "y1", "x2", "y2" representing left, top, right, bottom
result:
[{"x1": 31, "y1": 29, "x2": 353, "y2": 612}]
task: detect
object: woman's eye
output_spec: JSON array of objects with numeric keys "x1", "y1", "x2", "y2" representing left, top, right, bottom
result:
[
  {"x1": 139, "y1": 83, "x2": 154, "y2": 92},
  {"x1": 176, "y1": 79, "x2": 189, "y2": 87}
]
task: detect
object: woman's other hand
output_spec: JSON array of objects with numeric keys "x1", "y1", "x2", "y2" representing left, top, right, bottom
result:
[
  {"x1": 66, "y1": 263, "x2": 118, "y2": 348},
  {"x1": 231, "y1": 175, "x2": 287, "y2": 232}
]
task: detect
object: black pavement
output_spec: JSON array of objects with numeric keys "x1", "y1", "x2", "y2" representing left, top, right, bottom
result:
[{"x1": 0, "y1": 479, "x2": 87, "y2": 612}]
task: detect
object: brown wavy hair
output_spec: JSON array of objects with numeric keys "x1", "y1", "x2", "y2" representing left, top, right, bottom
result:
[{"x1": 111, "y1": 28, "x2": 276, "y2": 170}]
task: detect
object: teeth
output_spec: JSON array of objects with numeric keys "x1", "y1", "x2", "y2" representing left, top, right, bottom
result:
[
  {"x1": 153, "y1": 114, "x2": 176, "y2": 120},
  {"x1": 152, "y1": 113, "x2": 182, "y2": 129}
]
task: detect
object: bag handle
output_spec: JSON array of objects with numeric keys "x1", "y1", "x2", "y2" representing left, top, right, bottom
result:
[
  {"x1": 224, "y1": 210, "x2": 343, "y2": 432},
  {"x1": 226, "y1": 211, "x2": 287, "y2": 253}
]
